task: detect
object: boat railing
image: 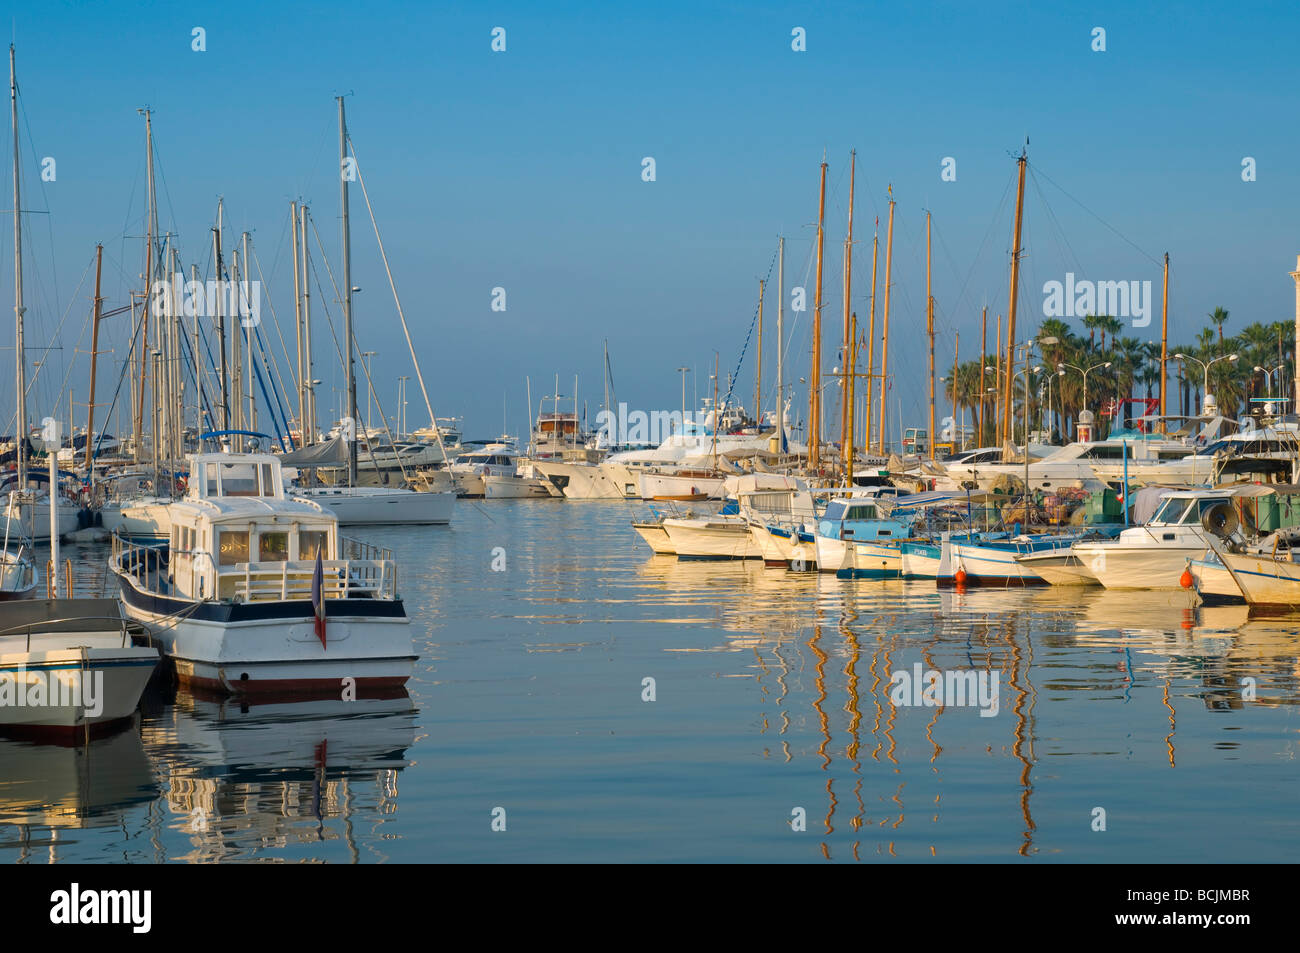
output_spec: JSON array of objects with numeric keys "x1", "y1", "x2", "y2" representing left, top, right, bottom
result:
[
  {"x1": 0, "y1": 615, "x2": 143, "y2": 651},
  {"x1": 226, "y1": 558, "x2": 397, "y2": 602},
  {"x1": 112, "y1": 532, "x2": 399, "y2": 602},
  {"x1": 340, "y1": 536, "x2": 393, "y2": 563}
]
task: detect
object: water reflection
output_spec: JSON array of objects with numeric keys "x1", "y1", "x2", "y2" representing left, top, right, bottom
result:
[
  {"x1": 0, "y1": 721, "x2": 155, "y2": 861},
  {"x1": 143, "y1": 693, "x2": 417, "y2": 862}
]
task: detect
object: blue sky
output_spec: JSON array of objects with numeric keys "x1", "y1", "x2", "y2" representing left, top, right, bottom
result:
[{"x1": 3, "y1": 0, "x2": 1298, "y2": 443}]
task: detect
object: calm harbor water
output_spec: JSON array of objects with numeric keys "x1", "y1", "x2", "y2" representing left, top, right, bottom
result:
[{"x1": 2, "y1": 501, "x2": 1298, "y2": 862}]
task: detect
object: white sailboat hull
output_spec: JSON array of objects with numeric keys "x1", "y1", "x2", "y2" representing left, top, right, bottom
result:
[{"x1": 297, "y1": 487, "x2": 453, "y2": 525}]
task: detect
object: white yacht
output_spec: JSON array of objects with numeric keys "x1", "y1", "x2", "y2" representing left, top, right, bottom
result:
[
  {"x1": 1089, "y1": 426, "x2": 1300, "y2": 488},
  {"x1": 448, "y1": 441, "x2": 520, "y2": 497},
  {"x1": 111, "y1": 452, "x2": 414, "y2": 696},
  {"x1": 936, "y1": 434, "x2": 1201, "y2": 493}
]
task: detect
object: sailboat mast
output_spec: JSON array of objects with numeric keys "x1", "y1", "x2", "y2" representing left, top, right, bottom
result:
[
  {"x1": 338, "y1": 97, "x2": 358, "y2": 484},
  {"x1": 241, "y1": 231, "x2": 256, "y2": 439},
  {"x1": 300, "y1": 204, "x2": 314, "y2": 445},
  {"x1": 10, "y1": 46, "x2": 25, "y2": 490},
  {"x1": 840, "y1": 150, "x2": 855, "y2": 468},
  {"x1": 1160, "y1": 252, "x2": 1169, "y2": 429},
  {"x1": 776, "y1": 237, "x2": 785, "y2": 452},
  {"x1": 84, "y1": 244, "x2": 103, "y2": 472},
  {"x1": 877, "y1": 188, "x2": 895, "y2": 454},
  {"x1": 1002, "y1": 146, "x2": 1028, "y2": 451},
  {"x1": 135, "y1": 108, "x2": 157, "y2": 464},
  {"x1": 755, "y1": 280, "x2": 764, "y2": 426},
  {"x1": 214, "y1": 207, "x2": 229, "y2": 434},
  {"x1": 809, "y1": 158, "x2": 826, "y2": 468},
  {"x1": 291, "y1": 201, "x2": 304, "y2": 446},
  {"x1": 980, "y1": 305, "x2": 987, "y2": 444},
  {"x1": 927, "y1": 210, "x2": 934, "y2": 459},
  {"x1": 864, "y1": 221, "x2": 878, "y2": 451}
]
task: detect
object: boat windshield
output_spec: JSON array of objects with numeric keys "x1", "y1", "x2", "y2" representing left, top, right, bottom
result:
[{"x1": 1151, "y1": 497, "x2": 1193, "y2": 525}]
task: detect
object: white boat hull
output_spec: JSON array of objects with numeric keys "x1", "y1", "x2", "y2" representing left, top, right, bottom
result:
[
  {"x1": 483, "y1": 474, "x2": 557, "y2": 499},
  {"x1": 1071, "y1": 541, "x2": 1211, "y2": 590},
  {"x1": 1219, "y1": 553, "x2": 1300, "y2": 609},
  {"x1": 662, "y1": 518, "x2": 760, "y2": 559},
  {"x1": 298, "y1": 487, "x2": 453, "y2": 524},
  {"x1": 118, "y1": 599, "x2": 413, "y2": 696},
  {"x1": 632, "y1": 522, "x2": 674, "y2": 554},
  {"x1": 533, "y1": 460, "x2": 624, "y2": 499}
]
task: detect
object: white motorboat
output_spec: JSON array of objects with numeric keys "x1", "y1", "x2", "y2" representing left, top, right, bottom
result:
[
  {"x1": 0, "y1": 598, "x2": 159, "y2": 737},
  {"x1": 447, "y1": 442, "x2": 521, "y2": 497},
  {"x1": 662, "y1": 516, "x2": 761, "y2": 560},
  {"x1": 483, "y1": 473, "x2": 558, "y2": 498},
  {"x1": 111, "y1": 452, "x2": 414, "y2": 697},
  {"x1": 632, "y1": 519, "x2": 675, "y2": 554},
  {"x1": 1071, "y1": 487, "x2": 1247, "y2": 590}
]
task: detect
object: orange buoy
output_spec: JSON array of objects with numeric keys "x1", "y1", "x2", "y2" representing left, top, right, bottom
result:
[
  {"x1": 954, "y1": 567, "x2": 968, "y2": 587},
  {"x1": 1179, "y1": 567, "x2": 1194, "y2": 589}
]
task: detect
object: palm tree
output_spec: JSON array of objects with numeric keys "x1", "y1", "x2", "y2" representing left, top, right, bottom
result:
[
  {"x1": 1099, "y1": 315, "x2": 1124, "y2": 354},
  {"x1": 1081, "y1": 313, "x2": 1102, "y2": 351},
  {"x1": 1208, "y1": 306, "x2": 1230, "y2": 346}
]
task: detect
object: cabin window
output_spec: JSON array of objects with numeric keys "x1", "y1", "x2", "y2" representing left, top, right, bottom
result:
[
  {"x1": 220, "y1": 462, "x2": 260, "y2": 496},
  {"x1": 1152, "y1": 498, "x2": 1192, "y2": 525},
  {"x1": 205, "y1": 463, "x2": 218, "y2": 496},
  {"x1": 259, "y1": 531, "x2": 290, "y2": 562},
  {"x1": 218, "y1": 530, "x2": 250, "y2": 566},
  {"x1": 300, "y1": 530, "x2": 328, "y2": 561},
  {"x1": 261, "y1": 464, "x2": 275, "y2": 495},
  {"x1": 846, "y1": 505, "x2": 877, "y2": 520}
]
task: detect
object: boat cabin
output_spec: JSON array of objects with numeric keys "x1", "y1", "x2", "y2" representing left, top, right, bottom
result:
[
  {"x1": 817, "y1": 498, "x2": 910, "y2": 541},
  {"x1": 166, "y1": 453, "x2": 342, "y2": 601}
]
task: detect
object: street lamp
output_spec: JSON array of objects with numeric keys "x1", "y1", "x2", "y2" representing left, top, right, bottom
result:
[
  {"x1": 1057, "y1": 360, "x2": 1112, "y2": 416},
  {"x1": 1176, "y1": 352, "x2": 1237, "y2": 415},
  {"x1": 1016, "y1": 365, "x2": 1043, "y2": 504}
]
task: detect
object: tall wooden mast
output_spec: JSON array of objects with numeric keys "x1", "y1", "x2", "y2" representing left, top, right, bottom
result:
[
  {"x1": 809, "y1": 157, "x2": 827, "y2": 468},
  {"x1": 1001, "y1": 146, "x2": 1028, "y2": 451},
  {"x1": 877, "y1": 188, "x2": 895, "y2": 454},
  {"x1": 1159, "y1": 252, "x2": 1169, "y2": 429},
  {"x1": 979, "y1": 305, "x2": 987, "y2": 444},
  {"x1": 864, "y1": 220, "x2": 878, "y2": 452}
]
